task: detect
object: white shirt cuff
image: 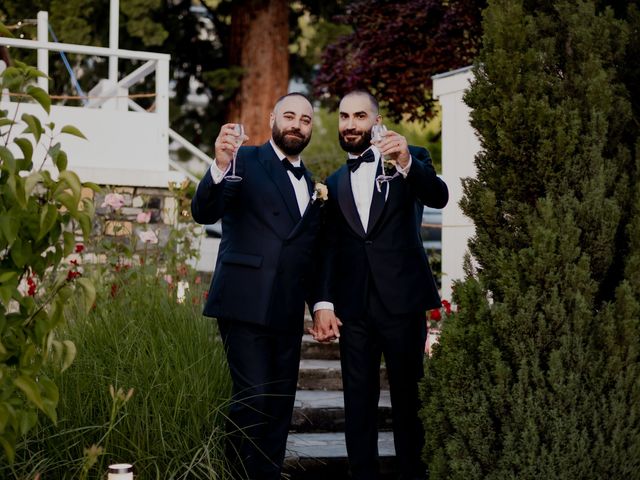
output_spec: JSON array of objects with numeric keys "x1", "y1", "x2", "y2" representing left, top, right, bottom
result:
[
  {"x1": 395, "y1": 156, "x2": 412, "y2": 177},
  {"x1": 210, "y1": 160, "x2": 230, "y2": 184},
  {"x1": 313, "y1": 301, "x2": 334, "y2": 313}
]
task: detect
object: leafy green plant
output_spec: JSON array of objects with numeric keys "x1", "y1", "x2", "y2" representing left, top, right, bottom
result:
[
  {"x1": 0, "y1": 58, "x2": 97, "y2": 462},
  {"x1": 2, "y1": 265, "x2": 232, "y2": 479}
]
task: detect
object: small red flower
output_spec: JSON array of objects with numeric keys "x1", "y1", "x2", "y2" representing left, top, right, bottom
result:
[
  {"x1": 177, "y1": 264, "x2": 189, "y2": 278},
  {"x1": 110, "y1": 283, "x2": 119, "y2": 298},
  {"x1": 114, "y1": 263, "x2": 131, "y2": 273},
  {"x1": 429, "y1": 308, "x2": 442, "y2": 321},
  {"x1": 75, "y1": 244, "x2": 85, "y2": 254},
  {"x1": 67, "y1": 270, "x2": 82, "y2": 281},
  {"x1": 70, "y1": 259, "x2": 79, "y2": 266},
  {"x1": 442, "y1": 300, "x2": 452, "y2": 315},
  {"x1": 27, "y1": 277, "x2": 37, "y2": 296},
  {"x1": 203, "y1": 291, "x2": 209, "y2": 300}
]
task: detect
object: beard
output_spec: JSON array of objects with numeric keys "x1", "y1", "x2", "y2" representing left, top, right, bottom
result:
[
  {"x1": 272, "y1": 123, "x2": 311, "y2": 156},
  {"x1": 339, "y1": 128, "x2": 372, "y2": 155}
]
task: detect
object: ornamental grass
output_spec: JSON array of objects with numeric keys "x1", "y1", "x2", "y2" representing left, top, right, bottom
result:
[{"x1": 2, "y1": 264, "x2": 233, "y2": 479}]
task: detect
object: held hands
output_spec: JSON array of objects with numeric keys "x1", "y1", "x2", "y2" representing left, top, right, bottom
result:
[
  {"x1": 372, "y1": 129, "x2": 410, "y2": 169},
  {"x1": 214, "y1": 123, "x2": 249, "y2": 170},
  {"x1": 309, "y1": 309, "x2": 343, "y2": 343}
]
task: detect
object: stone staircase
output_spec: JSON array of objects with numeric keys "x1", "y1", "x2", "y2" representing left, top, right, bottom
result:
[{"x1": 284, "y1": 329, "x2": 397, "y2": 479}]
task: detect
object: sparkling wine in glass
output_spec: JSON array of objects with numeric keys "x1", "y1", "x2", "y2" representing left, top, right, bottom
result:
[
  {"x1": 226, "y1": 123, "x2": 244, "y2": 182},
  {"x1": 371, "y1": 124, "x2": 395, "y2": 189}
]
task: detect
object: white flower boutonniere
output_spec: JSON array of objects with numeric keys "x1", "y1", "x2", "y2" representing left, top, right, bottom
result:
[{"x1": 312, "y1": 182, "x2": 328, "y2": 203}]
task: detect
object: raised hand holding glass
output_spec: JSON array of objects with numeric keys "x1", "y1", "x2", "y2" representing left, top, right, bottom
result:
[
  {"x1": 226, "y1": 123, "x2": 244, "y2": 182},
  {"x1": 371, "y1": 124, "x2": 396, "y2": 190}
]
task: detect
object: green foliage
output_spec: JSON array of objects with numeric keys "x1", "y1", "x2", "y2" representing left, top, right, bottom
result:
[
  {"x1": 0, "y1": 265, "x2": 232, "y2": 479},
  {"x1": 421, "y1": 1, "x2": 640, "y2": 478},
  {"x1": 0, "y1": 61, "x2": 96, "y2": 462}
]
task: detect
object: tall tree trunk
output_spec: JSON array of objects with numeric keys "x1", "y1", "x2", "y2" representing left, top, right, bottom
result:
[{"x1": 228, "y1": 0, "x2": 289, "y2": 145}]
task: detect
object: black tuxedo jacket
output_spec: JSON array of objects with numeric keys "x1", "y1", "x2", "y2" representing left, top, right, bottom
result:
[
  {"x1": 315, "y1": 146, "x2": 448, "y2": 320},
  {"x1": 191, "y1": 142, "x2": 323, "y2": 332}
]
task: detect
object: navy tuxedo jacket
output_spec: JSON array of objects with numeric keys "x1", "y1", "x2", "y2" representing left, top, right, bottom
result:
[
  {"x1": 314, "y1": 146, "x2": 448, "y2": 320},
  {"x1": 191, "y1": 142, "x2": 323, "y2": 332}
]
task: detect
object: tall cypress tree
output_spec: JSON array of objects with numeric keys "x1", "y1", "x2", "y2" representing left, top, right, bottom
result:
[{"x1": 421, "y1": 1, "x2": 640, "y2": 478}]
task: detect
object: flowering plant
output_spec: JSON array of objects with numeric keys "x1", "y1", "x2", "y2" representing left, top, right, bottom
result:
[
  {"x1": 312, "y1": 182, "x2": 328, "y2": 203},
  {"x1": 426, "y1": 299, "x2": 454, "y2": 356},
  {"x1": 0, "y1": 61, "x2": 97, "y2": 461},
  {"x1": 428, "y1": 299, "x2": 452, "y2": 326},
  {"x1": 101, "y1": 192, "x2": 126, "y2": 210}
]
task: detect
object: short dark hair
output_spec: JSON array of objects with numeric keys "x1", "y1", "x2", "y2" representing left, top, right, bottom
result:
[{"x1": 342, "y1": 90, "x2": 379, "y2": 115}]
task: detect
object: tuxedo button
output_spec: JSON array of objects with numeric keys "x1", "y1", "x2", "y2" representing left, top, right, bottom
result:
[{"x1": 365, "y1": 240, "x2": 373, "y2": 245}]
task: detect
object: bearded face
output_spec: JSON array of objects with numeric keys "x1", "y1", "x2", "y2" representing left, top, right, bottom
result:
[
  {"x1": 338, "y1": 127, "x2": 373, "y2": 155},
  {"x1": 272, "y1": 121, "x2": 312, "y2": 156}
]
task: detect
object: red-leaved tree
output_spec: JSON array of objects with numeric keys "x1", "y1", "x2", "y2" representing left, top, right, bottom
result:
[{"x1": 314, "y1": 0, "x2": 486, "y2": 123}]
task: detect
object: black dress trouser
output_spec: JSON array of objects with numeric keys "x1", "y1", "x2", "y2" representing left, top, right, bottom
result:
[
  {"x1": 218, "y1": 319, "x2": 302, "y2": 480},
  {"x1": 339, "y1": 282, "x2": 427, "y2": 480}
]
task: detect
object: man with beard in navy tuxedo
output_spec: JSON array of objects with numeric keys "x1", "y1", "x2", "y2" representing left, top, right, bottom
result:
[
  {"x1": 192, "y1": 93, "x2": 323, "y2": 479},
  {"x1": 311, "y1": 90, "x2": 448, "y2": 480}
]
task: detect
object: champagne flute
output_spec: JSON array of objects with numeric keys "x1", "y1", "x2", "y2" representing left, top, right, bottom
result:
[
  {"x1": 371, "y1": 124, "x2": 395, "y2": 189},
  {"x1": 226, "y1": 123, "x2": 244, "y2": 182}
]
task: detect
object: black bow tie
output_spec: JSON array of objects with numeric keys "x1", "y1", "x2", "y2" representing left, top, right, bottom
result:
[
  {"x1": 347, "y1": 149, "x2": 376, "y2": 172},
  {"x1": 282, "y1": 159, "x2": 306, "y2": 180}
]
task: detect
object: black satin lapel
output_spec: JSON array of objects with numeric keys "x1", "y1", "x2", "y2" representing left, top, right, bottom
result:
[
  {"x1": 258, "y1": 145, "x2": 301, "y2": 222},
  {"x1": 337, "y1": 167, "x2": 366, "y2": 237},
  {"x1": 366, "y1": 160, "x2": 387, "y2": 234},
  {"x1": 304, "y1": 167, "x2": 314, "y2": 196},
  {"x1": 287, "y1": 170, "x2": 315, "y2": 240},
  {"x1": 287, "y1": 199, "x2": 320, "y2": 240}
]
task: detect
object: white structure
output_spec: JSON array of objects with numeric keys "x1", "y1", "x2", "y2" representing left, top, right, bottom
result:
[
  {"x1": 0, "y1": 9, "x2": 213, "y2": 187},
  {"x1": 432, "y1": 66, "x2": 480, "y2": 301}
]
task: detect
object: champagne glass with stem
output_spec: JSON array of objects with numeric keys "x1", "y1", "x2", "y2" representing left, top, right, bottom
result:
[
  {"x1": 226, "y1": 123, "x2": 244, "y2": 182},
  {"x1": 371, "y1": 124, "x2": 396, "y2": 188}
]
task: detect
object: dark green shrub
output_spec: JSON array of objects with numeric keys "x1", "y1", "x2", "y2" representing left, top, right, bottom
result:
[{"x1": 421, "y1": 2, "x2": 640, "y2": 479}]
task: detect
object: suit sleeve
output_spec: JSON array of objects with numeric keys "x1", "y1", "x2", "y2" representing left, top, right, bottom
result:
[
  {"x1": 309, "y1": 180, "x2": 339, "y2": 307},
  {"x1": 404, "y1": 146, "x2": 449, "y2": 209},
  {"x1": 190, "y1": 168, "x2": 227, "y2": 225}
]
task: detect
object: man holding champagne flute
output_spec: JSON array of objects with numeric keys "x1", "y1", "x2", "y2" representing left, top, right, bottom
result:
[
  {"x1": 311, "y1": 90, "x2": 448, "y2": 479},
  {"x1": 192, "y1": 93, "x2": 322, "y2": 479}
]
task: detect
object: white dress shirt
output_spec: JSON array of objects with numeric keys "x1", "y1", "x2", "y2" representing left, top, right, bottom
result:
[
  {"x1": 313, "y1": 146, "x2": 412, "y2": 313},
  {"x1": 210, "y1": 140, "x2": 310, "y2": 216}
]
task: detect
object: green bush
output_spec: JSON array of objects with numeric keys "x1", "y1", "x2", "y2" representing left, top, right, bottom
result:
[
  {"x1": 421, "y1": 1, "x2": 640, "y2": 479},
  {"x1": 0, "y1": 58, "x2": 96, "y2": 462},
  {"x1": 2, "y1": 267, "x2": 232, "y2": 479}
]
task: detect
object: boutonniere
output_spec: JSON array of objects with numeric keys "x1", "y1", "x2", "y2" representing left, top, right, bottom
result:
[{"x1": 312, "y1": 182, "x2": 328, "y2": 203}]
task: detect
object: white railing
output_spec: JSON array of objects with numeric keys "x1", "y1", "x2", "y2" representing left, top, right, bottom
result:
[{"x1": 0, "y1": 12, "x2": 214, "y2": 186}]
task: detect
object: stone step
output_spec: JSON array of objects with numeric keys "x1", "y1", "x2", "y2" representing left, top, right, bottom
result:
[
  {"x1": 301, "y1": 334, "x2": 340, "y2": 360},
  {"x1": 291, "y1": 390, "x2": 392, "y2": 433},
  {"x1": 284, "y1": 431, "x2": 397, "y2": 479},
  {"x1": 297, "y1": 359, "x2": 389, "y2": 391}
]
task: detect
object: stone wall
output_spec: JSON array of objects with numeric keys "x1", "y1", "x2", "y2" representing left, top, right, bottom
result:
[{"x1": 81, "y1": 184, "x2": 190, "y2": 251}]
